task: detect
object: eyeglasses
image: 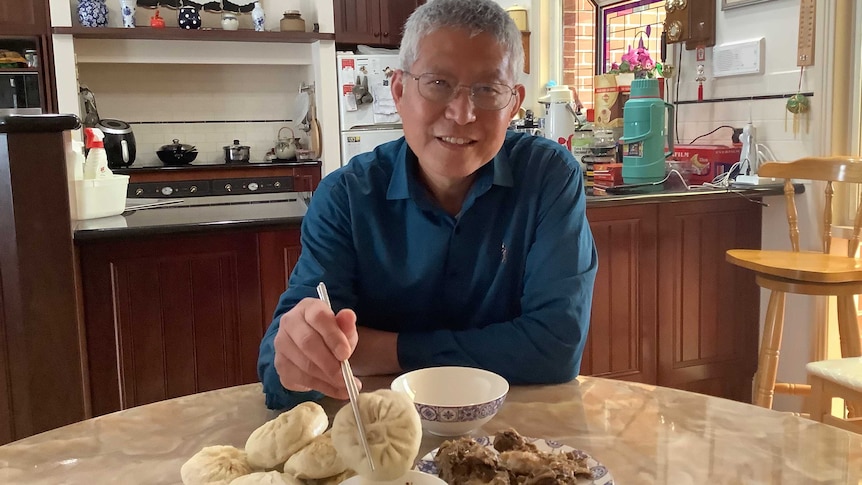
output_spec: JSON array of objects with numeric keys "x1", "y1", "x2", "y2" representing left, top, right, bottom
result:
[{"x1": 402, "y1": 71, "x2": 516, "y2": 111}]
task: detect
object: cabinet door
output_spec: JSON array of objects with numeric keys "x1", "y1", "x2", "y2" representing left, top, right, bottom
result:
[
  {"x1": 0, "y1": 269, "x2": 11, "y2": 445},
  {"x1": 258, "y1": 229, "x2": 303, "y2": 333},
  {"x1": 582, "y1": 204, "x2": 658, "y2": 383},
  {"x1": 379, "y1": 0, "x2": 423, "y2": 47},
  {"x1": 79, "y1": 233, "x2": 263, "y2": 416},
  {"x1": 334, "y1": 0, "x2": 383, "y2": 45},
  {"x1": 0, "y1": 0, "x2": 48, "y2": 36},
  {"x1": 292, "y1": 166, "x2": 322, "y2": 192},
  {"x1": 657, "y1": 197, "x2": 761, "y2": 401}
]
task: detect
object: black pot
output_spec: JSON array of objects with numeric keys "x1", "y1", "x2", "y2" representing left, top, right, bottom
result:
[{"x1": 157, "y1": 139, "x2": 198, "y2": 166}]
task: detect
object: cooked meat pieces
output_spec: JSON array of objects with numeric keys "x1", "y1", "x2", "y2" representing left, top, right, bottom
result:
[
  {"x1": 492, "y1": 429, "x2": 538, "y2": 453},
  {"x1": 435, "y1": 430, "x2": 594, "y2": 485},
  {"x1": 434, "y1": 437, "x2": 510, "y2": 485}
]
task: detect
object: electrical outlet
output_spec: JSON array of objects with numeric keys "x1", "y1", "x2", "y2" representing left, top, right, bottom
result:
[{"x1": 732, "y1": 128, "x2": 743, "y2": 144}]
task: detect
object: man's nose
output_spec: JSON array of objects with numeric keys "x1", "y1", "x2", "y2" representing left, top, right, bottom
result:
[{"x1": 444, "y1": 86, "x2": 477, "y2": 125}]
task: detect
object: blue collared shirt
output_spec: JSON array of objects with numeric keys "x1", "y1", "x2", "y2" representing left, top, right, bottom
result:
[{"x1": 258, "y1": 131, "x2": 597, "y2": 410}]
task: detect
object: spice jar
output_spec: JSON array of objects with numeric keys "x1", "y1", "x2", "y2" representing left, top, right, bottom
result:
[{"x1": 280, "y1": 10, "x2": 305, "y2": 32}]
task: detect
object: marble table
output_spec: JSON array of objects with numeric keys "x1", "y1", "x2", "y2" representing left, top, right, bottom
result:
[{"x1": 0, "y1": 376, "x2": 859, "y2": 484}]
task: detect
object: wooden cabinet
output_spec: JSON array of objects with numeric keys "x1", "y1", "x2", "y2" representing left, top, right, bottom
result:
[
  {"x1": 334, "y1": 0, "x2": 423, "y2": 47},
  {"x1": 79, "y1": 233, "x2": 265, "y2": 416},
  {"x1": 583, "y1": 196, "x2": 761, "y2": 402},
  {"x1": 0, "y1": 0, "x2": 48, "y2": 36},
  {"x1": 583, "y1": 204, "x2": 657, "y2": 384},
  {"x1": 656, "y1": 197, "x2": 761, "y2": 401},
  {"x1": 258, "y1": 229, "x2": 303, "y2": 332}
]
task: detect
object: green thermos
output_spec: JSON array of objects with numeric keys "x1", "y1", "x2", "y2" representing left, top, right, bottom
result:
[{"x1": 619, "y1": 78, "x2": 674, "y2": 184}]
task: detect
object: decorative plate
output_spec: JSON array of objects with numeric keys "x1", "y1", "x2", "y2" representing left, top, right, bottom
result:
[{"x1": 414, "y1": 435, "x2": 614, "y2": 485}]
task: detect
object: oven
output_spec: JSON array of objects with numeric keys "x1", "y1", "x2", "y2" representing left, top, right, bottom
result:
[{"x1": 128, "y1": 175, "x2": 296, "y2": 199}]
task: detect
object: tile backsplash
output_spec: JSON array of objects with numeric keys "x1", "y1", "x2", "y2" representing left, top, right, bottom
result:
[{"x1": 76, "y1": 63, "x2": 314, "y2": 166}]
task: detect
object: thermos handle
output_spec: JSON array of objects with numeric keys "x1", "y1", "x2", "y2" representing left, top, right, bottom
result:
[
  {"x1": 121, "y1": 139, "x2": 129, "y2": 163},
  {"x1": 664, "y1": 102, "x2": 675, "y2": 159}
]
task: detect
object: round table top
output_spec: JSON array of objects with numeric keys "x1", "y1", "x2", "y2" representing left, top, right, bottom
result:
[{"x1": 0, "y1": 376, "x2": 859, "y2": 484}]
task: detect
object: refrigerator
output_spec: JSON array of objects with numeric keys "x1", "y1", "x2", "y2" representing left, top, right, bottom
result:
[{"x1": 337, "y1": 53, "x2": 404, "y2": 166}]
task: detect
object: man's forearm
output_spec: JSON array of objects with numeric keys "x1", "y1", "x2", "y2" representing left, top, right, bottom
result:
[{"x1": 349, "y1": 326, "x2": 401, "y2": 376}]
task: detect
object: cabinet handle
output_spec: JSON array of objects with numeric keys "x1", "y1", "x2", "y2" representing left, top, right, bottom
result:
[
  {"x1": 374, "y1": 31, "x2": 380, "y2": 37},
  {"x1": 383, "y1": 31, "x2": 389, "y2": 37}
]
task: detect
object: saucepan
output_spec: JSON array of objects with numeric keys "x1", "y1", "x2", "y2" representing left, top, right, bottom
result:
[{"x1": 224, "y1": 139, "x2": 250, "y2": 163}]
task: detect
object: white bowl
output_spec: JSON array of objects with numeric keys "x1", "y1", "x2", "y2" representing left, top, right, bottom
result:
[
  {"x1": 340, "y1": 470, "x2": 446, "y2": 485},
  {"x1": 390, "y1": 366, "x2": 509, "y2": 437}
]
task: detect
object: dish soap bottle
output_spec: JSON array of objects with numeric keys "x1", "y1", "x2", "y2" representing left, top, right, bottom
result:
[{"x1": 83, "y1": 127, "x2": 113, "y2": 179}]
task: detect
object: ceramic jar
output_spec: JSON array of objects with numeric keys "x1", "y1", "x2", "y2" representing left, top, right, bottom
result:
[
  {"x1": 280, "y1": 10, "x2": 305, "y2": 32},
  {"x1": 178, "y1": 5, "x2": 201, "y2": 30},
  {"x1": 120, "y1": 0, "x2": 135, "y2": 28},
  {"x1": 251, "y1": 1, "x2": 266, "y2": 32},
  {"x1": 221, "y1": 12, "x2": 239, "y2": 31},
  {"x1": 77, "y1": 0, "x2": 108, "y2": 27}
]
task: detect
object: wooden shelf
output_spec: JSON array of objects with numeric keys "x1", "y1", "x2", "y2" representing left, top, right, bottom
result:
[
  {"x1": 52, "y1": 27, "x2": 334, "y2": 44},
  {"x1": 0, "y1": 67, "x2": 38, "y2": 74}
]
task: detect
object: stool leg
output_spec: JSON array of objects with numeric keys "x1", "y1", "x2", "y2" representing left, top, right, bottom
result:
[
  {"x1": 754, "y1": 290, "x2": 786, "y2": 409},
  {"x1": 807, "y1": 375, "x2": 829, "y2": 423},
  {"x1": 836, "y1": 295, "x2": 862, "y2": 418}
]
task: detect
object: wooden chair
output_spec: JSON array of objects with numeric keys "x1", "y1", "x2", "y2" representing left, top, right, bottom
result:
[
  {"x1": 726, "y1": 157, "x2": 862, "y2": 414},
  {"x1": 807, "y1": 357, "x2": 862, "y2": 433}
]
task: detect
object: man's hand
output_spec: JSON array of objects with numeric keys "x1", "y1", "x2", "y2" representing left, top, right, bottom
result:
[{"x1": 272, "y1": 297, "x2": 359, "y2": 399}]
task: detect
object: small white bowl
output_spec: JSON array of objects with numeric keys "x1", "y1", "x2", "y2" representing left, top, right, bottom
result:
[
  {"x1": 340, "y1": 470, "x2": 446, "y2": 485},
  {"x1": 390, "y1": 366, "x2": 509, "y2": 437}
]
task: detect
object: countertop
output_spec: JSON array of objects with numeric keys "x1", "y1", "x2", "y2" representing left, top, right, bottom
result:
[
  {"x1": 73, "y1": 192, "x2": 309, "y2": 241},
  {"x1": 113, "y1": 160, "x2": 321, "y2": 174},
  {"x1": 0, "y1": 376, "x2": 858, "y2": 484},
  {"x1": 72, "y1": 184, "x2": 792, "y2": 242}
]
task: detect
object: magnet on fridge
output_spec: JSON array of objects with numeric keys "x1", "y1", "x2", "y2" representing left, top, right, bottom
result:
[{"x1": 344, "y1": 93, "x2": 358, "y2": 112}]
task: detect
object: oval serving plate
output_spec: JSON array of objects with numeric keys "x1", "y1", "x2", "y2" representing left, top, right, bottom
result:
[{"x1": 414, "y1": 435, "x2": 614, "y2": 485}]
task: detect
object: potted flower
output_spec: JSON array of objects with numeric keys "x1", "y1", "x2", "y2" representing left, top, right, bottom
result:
[{"x1": 607, "y1": 26, "x2": 663, "y2": 82}]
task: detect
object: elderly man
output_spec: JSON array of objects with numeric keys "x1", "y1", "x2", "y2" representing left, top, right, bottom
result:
[{"x1": 258, "y1": 0, "x2": 597, "y2": 410}]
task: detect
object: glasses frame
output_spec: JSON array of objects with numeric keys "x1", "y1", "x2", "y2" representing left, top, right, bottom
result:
[{"x1": 401, "y1": 70, "x2": 517, "y2": 111}]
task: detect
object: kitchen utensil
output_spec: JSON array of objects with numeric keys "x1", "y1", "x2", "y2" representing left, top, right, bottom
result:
[
  {"x1": 157, "y1": 138, "x2": 198, "y2": 165},
  {"x1": 316, "y1": 282, "x2": 375, "y2": 473},
  {"x1": 223, "y1": 139, "x2": 250, "y2": 163},
  {"x1": 96, "y1": 118, "x2": 136, "y2": 168},
  {"x1": 275, "y1": 126, "x2": 298, "y2": 160}
]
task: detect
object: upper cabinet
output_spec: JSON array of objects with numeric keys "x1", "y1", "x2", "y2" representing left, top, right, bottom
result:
[
  {"x1": 334, "y1": 0, "x2": 423, "y2": 48},
  {"x1": 0, "y1": 0, "x2": 49, "y2": 36}
]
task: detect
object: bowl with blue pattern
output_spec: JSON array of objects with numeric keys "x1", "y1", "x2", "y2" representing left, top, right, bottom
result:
[{"x1": 390, "y1": 366, "x2": 509, "y2": 436}]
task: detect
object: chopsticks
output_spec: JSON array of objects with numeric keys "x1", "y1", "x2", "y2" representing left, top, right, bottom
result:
[{"x1": 316, "y1": 282, "x2": 376, "y2": 472}]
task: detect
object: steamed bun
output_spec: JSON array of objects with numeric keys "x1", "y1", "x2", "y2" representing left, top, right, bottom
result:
[
  {"x1": 181, "y1": 445, "x2": 253, "y2": 485},
  {"x1": 228, "y1": 471, "x2": 291, "y2": 485},
  {"x1": 330, "y1": 389, "x2": 421, "y2": 481},
  {"x1": 283, "y1": 430, "x2": 347, "y2": 479},
  {"x1": 245, "y1": 401, "x2": 329, "y2": 469}
]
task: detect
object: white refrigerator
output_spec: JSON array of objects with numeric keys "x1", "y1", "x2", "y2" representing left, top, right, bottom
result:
[{"x1": 337, "y1": 53, "x2": 404, "y2": 166}]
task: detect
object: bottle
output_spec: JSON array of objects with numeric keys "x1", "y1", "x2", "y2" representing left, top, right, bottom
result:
[{"x1": 83, "y1": 127, "x2": 113, "y2": 179}]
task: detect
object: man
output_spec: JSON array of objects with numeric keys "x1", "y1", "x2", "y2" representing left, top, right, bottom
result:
[{"x1": 258, "y1": 0, "x2": 598, "y2": 410}]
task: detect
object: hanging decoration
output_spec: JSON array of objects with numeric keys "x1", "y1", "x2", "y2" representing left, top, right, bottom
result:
[{"x1": 785, "y1": 66, "x2": 810, "y2": 137}]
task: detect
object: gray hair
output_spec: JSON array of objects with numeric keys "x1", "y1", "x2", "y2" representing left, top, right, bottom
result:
[{"x1": 399, "y1": 0, "x2": 524, "y2": 81}]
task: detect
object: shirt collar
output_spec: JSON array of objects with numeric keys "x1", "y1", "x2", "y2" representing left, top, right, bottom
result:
[{"x1": 386, "y1": 138, "x2": 515, "y2": 201}]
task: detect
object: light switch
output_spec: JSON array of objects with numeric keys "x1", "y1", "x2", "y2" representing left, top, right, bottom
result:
[{"x1": 712, "y1": 38, "x2": 765, "y2": 77}]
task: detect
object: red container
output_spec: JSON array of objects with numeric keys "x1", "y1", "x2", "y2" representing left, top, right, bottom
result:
[{"x1": 672, "y1": 144, "x2": 742, "y2": 184}]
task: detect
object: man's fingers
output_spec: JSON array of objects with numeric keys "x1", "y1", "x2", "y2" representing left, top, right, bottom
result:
[
  {"x1": 276, "y1": 318, "x2": 343, "y2": 388},
  {"x1": 335, "y1": 309, "x2": 359, "y2": 352},
  {"x1": 274, "y1": 348, "x2": 349, "y2": 399},
  {"x1": 305, "y1": 301, "x2": 353, "y2": 361}
]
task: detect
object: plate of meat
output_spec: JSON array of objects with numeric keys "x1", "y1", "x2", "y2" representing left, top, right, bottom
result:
[{"x1": 414, "y1": 429, "x2": 613, "y2": 484}]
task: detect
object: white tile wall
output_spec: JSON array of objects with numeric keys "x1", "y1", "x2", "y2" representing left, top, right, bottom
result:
[{"x1": 77, "y1": 63, "x2": 313, "y2": 166}]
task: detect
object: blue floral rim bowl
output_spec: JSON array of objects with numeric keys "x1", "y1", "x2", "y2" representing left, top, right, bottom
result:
[{"x1": 390, "y1": 366, "x2": 509, "y2": 437}]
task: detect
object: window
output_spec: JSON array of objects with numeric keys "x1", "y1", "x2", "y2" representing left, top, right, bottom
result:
[{"x1": 561, "y1": 0, "x2": 665, "y2": 111}]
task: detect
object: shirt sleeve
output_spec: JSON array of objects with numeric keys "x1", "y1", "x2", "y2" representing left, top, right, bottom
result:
[
  {"x1": 397, "y1": 152, "x2": 598, "y2": 385},
  {"x1": 257, "y1": 177, "x2": 359, "y2": 410}
]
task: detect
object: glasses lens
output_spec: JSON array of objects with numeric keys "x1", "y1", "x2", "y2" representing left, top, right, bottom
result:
[{"x1": 415, "y1": 73, "x2": 513, "y2": 110}]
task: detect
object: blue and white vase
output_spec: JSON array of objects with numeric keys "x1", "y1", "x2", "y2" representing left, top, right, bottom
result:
[
  {"x1": 77, "y1": 0, "x2": 108, "y2": 27},
  {"x1": 251, "y1": 1, "x2": 266, "y2": 32},
  {"x1": 178, "y1": 5, "x2": 202, "y2": 30},
  {"x1": 120, "y1": 0, "x2": 135, "y2": 28}
]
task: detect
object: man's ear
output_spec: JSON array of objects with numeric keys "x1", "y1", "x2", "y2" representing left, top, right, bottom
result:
[
  {"x1": 509, "y1": 84, "x2": 527, "y2": 119},
  {"x1": 391, "y1": 70, "x2": 406, "y2": 108}
]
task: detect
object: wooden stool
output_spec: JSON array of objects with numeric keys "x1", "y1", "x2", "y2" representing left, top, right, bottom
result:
[
  {"x1": 726, "y1": 157, "x2": 862, "y2": 413},
  {"x1": 807, "y1": 357, "x2": 862, "y2": 433}
]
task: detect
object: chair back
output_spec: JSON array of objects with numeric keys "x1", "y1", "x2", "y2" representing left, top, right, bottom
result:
[{"x1": 759, "y1": 157, "x2": 862, "y2": 256}]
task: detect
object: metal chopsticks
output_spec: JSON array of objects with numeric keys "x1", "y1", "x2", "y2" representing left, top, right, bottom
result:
[{"x1": 316, "y1": 282, "x2": 375, "y2": 472}]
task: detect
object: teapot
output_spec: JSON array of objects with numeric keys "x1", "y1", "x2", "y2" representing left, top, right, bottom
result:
[{"x1": 275, "y1": 126, "x2": 300, "y2": 160}]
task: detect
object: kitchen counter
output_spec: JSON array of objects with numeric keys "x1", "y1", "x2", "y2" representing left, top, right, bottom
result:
[
  {"x1": 113, "y1": 160, "x2": 321, "y2": 174},
  {"x1": 73, "y1": 192, "x2": 309, "y2": 241},
  {"x1": 72, "y1": 183, "x2": 792, "y2": 241}
]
